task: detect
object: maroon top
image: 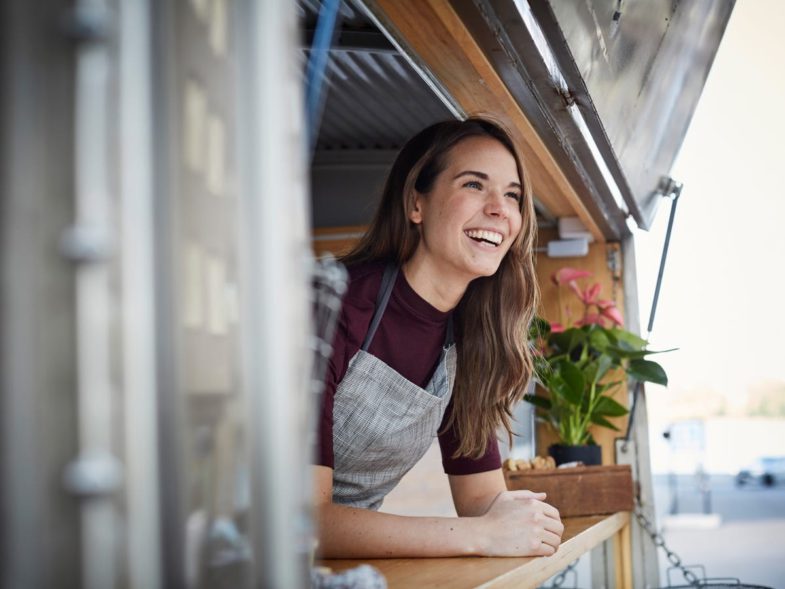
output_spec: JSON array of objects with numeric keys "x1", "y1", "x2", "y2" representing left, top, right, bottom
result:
[{"x1": 316, "y1": 260, "x2": 501, "y2": 476}]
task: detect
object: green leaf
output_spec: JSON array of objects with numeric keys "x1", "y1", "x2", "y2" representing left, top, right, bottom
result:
[
  {"x1": 523, "y1": 394, "x2": 551, "y2": 410},
  {"x1": 583, "y1": 360, "x2": 599, "y2": 388},
  {"x1": 548, "y1": 373, "x2": 574, "y2": 405},
  {"x1": 588, "y1": 328, "x2": 611, "y2": 351},
  {"x1": 606, "y1": 345, "x2": 678, "y2": 359},
  {"x1": 596, "y1": 354, "x2": 613, "y2": 382},
  {"x1": 529, "y1": 316, "x2": 551, "y2": 340},
  {"x1": 557, "y1": 362, "x2": 585, "y2": 405},
  {"x1": 609, "y1": 328, "x2": 648, "y2": 350},
  {"x1": 548, "y1": 330, "x2": 575, "y2": 353},
  {"x1": 593, "y1": 396, "x2": 629, "y2": 417},
  {"x1": 627, "y1": 359, "x2": 668, "y2": 386},
  {"x1": 590, "y1": 414, "x2": 621, "y2": 431}
]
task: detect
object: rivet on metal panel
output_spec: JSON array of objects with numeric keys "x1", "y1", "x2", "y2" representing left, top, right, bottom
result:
[
  {"x1": 559, "y1": 87, "x2": 576, "y2": 107},
  {"x1": 63, "y1": 452, "x2": 123, "y2": 499},
  {"x1": 60, "y1": 224, "x2": 114, "y2": 263}
]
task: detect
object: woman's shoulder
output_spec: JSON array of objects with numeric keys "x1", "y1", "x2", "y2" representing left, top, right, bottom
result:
[
  {"x1": 332, "y1": 260, "x2": 387, "y2": 347},
  {"x1": 342, "y1": 259, "x2": 387, "y2": 303}
]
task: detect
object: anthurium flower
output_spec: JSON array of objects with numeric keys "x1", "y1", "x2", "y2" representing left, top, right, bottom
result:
[
  {"x1": 600, "y1": 305, "x2": 624, "y2": 326},
  {"x1": 581, "y1": 283, "x2": 602, "y2": 305},
  {"x1": 568, "y1": 280, "x2": 583, "y2": 300},
  {"x1": 551, "y1": 267, "x2": 592, "y2": 285},
  {"x1": 528, "y1": 265, "x2": 671, "y2": 448}
]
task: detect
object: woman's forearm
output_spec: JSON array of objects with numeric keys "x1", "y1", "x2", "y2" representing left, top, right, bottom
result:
[{"x1": 316, "y1": 502, "x2": 482, "y2": 558}]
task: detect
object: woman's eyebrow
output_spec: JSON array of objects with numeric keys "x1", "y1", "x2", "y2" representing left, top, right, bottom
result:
[
  {"x1": 454, "y1": 170, "x2": 488, "y2": 180},
  {"x1": 454, "y1": 170, "x2": 521, "y2": 189}
]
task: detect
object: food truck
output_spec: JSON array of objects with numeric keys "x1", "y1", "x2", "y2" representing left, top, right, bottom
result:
[{"x1": 0, "y1": 0, "x2": 733, "y2": 587}]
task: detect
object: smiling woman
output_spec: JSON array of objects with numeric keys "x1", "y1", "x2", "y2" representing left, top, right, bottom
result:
[{"x1": 313, "y1": 118, "x2": 563, "y2": 559}]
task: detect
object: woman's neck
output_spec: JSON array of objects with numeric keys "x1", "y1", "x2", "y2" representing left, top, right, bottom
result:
[{"x1": 402, "y1": 253, "x2": 470, "y2": 312}]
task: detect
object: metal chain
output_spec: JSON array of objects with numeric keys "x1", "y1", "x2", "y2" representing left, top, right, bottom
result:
[
  {"x1": 633, "y1": 503, "x2": 702, "y2": 586},
  {"x1": 546, "y1": 559, "x2": 579, "y2": 588}
]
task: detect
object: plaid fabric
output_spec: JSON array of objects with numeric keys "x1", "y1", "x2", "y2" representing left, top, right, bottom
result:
[{"x1": 332, "y1": 344, "x2": 457, "y2": 511}]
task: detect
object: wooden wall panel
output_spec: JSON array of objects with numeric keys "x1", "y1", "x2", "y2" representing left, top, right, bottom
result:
[
  {"x1": 535, "y1": 229, "x2": 629, "y2": 465},
  {"x1": 312, "y1": 225, "x2": 366, "y2": 258}
]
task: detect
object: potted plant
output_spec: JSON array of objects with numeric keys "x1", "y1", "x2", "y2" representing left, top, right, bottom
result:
[{"x1": 526, "y1": 268, "x2": 670, "y2": 465}]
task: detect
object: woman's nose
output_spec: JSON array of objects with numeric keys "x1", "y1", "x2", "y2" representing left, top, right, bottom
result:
[{"x1": 484, "y1": 190, "x2": 507, "y2": 218}]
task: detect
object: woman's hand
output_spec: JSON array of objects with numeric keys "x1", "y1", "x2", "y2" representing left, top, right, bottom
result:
[{"x1": 475, "y1": 490, "x2": 564, "y2": 557}]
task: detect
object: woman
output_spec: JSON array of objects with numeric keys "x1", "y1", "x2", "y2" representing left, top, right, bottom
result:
[{"x1": 314, "y1": 118, "x2": 563, "y2": 558}]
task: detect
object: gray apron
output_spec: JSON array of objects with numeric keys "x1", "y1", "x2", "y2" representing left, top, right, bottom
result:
[{"x1": 332, "y1": 264, "x2": 457, "y2": 511}]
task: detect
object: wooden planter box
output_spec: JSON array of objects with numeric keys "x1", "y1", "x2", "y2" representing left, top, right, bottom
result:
[{"x1": 504, "y1": 465, "x2": 634, "y2": 517}]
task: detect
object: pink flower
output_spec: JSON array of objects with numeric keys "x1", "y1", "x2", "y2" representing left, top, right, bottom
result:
[
  {"x1": 600, "y1": 305, "x2": 624, "y2": 326},
  {"x1": 580, "y1": 283, "x2": 601, "y2": 305},
  {"x1": 568, "y1": 280, "x2": 583, "y2": 300},
  {"x1": 552, "y1": 268, "x2": 592, "y2": 286},
  {"x1": 550, "y1": 322, "x2": 565, "y2": 333},
  {"x1": 595, "y1": 299, "x2": 615, "y2": 310}
]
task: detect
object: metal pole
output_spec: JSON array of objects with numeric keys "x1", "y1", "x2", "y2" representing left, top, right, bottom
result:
[
  {"x1": 647, "y1": 181, "x2": 683, "y2": 335},
  {"x1": 305, "y1": 0, "x2": 342, "y2": 151},
  {"x1": 623, "y1": 179, "x2": 682, "y2": 446},
  {"x1": 61, "y1": 1, "x2": 121, "y2": 587},
  {"x1": 239, "y1": 0, "x2": 312, "y2": 586},
  {"x1": 119, "y1": 0, "x2": 162, "y2": 585}
]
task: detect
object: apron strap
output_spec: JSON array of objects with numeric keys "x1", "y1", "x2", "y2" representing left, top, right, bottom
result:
[
  {"x1": 361, "y1": 264, "x2": 398, "y2": 351},
  {"x1": 361, "y1": 263, "x2": 456, "y2": 350}
]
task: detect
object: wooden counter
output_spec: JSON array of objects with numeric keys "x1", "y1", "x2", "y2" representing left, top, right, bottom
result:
[{"x1": 321, "y1": 512, "x2": 629, "y2": 589}]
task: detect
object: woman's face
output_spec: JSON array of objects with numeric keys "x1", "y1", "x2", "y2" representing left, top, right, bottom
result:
[{"x1": 409, "y1": 135, "x2": 524, "y2": 282}]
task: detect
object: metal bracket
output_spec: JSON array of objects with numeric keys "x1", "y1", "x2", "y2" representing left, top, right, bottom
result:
[
  {"x1": 656, "y1": 175, "x2": 683, "y2": 200},
  {"x1": 63, "y1": 452, "x2": 123, "y2": 499},
  {"x1": 60, "y1": 224, "x2": 114, "y2": 263},
  {"x1": 615, "y1": 437, "x2": 638, "y2": 480}
]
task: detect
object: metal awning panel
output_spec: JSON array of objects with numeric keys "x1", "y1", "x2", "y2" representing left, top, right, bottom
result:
[{"x1": 531, "y1": 0, "x2": 735, "y2": 229}]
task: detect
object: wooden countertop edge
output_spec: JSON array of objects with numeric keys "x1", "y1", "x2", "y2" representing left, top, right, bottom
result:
[
  {"x1": 476, "y1": 511, "x2": 631, "y2": 589},
  {"x1": 319, "y1": 512, "x2": 631, "y2": 589}
]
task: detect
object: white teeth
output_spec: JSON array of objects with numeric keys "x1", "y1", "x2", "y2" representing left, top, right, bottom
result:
[{"x1": 464, "y1": 229, "x2": 503, "y2": 245}]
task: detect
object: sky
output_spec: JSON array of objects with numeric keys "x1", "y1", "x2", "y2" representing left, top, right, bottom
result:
[{"x1": 633, "y1": 0, "x2": 785, "y2": 413}]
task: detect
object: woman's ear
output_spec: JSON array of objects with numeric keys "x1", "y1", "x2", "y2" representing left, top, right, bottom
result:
[{"x1": 408, "y1": 191, "x2": 423, "y2": 225}]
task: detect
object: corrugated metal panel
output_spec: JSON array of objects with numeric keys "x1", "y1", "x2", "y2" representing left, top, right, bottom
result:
[
  {"x1": 298, "y1": 0, "x2": 369, "y2": 30},
  {"x1": 314, "y1": 49, "x2": 453, "y2": 150},
  {"x1": 299, "y1": 0, "x2": 454, "y2": 151}
]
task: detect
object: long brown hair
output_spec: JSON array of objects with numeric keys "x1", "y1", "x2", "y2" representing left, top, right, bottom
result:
[{"x1": 342, "y1": 118, "x2": 539, "y2": 458}]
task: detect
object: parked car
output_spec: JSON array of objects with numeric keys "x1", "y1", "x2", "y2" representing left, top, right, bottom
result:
[{"x1": 736, "y1": 456, "x2": 785, "y2": 487}]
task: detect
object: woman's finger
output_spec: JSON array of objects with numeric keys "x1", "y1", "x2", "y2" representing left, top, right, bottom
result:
[
  {"x1": 535, "y1": 540, "x2": 557, "y2": 556},
  {"x1": 508, "y1": 489, "x2": 546, "y2": 500},
  {"x1": 540, "y1": 503, "x2": 561, "y2": 522},
  {"x1": 540, "y1": 529, "x2": 562, "y2": 549},
  {"x1": 543, "y1": 516, "x2": 565, "y2": 537}
]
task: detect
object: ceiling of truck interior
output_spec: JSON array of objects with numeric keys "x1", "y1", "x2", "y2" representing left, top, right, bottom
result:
[{"x1": 299, "y1": 0, "x2": 454, "y2": 152}]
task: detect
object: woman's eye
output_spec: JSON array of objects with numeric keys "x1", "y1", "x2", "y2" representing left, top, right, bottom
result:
[
  {"x1": 506, "y1": 192, "x2": 522, "y2": 202},
  {"x1": 463, "y1": 180, "x2": 483, "y2": 190}
]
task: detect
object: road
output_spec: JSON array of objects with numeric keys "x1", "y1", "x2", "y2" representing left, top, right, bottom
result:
[{"x1": 651, "y1": 474, "x2": 785, "y2": 588}]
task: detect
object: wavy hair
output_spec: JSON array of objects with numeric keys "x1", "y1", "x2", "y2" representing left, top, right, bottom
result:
[{"x1": 342, "y1": 118, "x2": 539, "y2": 459}]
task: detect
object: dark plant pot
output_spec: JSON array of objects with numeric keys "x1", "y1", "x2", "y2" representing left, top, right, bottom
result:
[{"x1": 548, "y1": 444, "x2": 602, "y2": 466}]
